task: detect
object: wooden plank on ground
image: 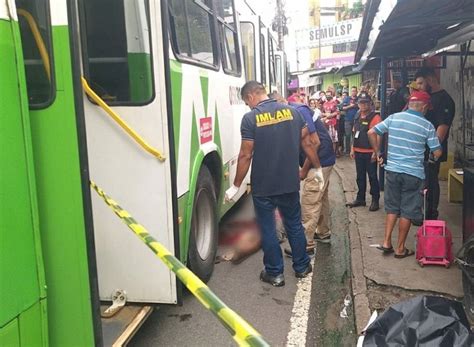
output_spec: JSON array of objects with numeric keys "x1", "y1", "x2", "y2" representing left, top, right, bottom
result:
[{"x1": 101, "y1": 305, "x2": 154, "y2": 347}]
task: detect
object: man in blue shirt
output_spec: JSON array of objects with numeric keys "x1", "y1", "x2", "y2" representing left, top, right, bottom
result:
[
  {"x1": 341, "y1": 86, "x2": 359, "y2": 155},
  {"x1": 225, "y1": 81, "x2": 322, "y2": 286},
  {"x1": 368, "y1": 91, "x2": 442, "y2": 259},
  {"x1": 277, "y1": 96, "x2": 336, "y2": 253}
]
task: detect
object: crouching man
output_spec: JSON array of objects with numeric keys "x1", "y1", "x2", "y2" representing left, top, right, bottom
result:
[
  {"x1": 295, "y1": 102, "x2": 336, "y2": 248},
  {"x1": 226, "y1": 81, "x2": 322, "y2": 287},
  {"x1": 368, "y1": 91, "x2": 442, "y2": 258}
]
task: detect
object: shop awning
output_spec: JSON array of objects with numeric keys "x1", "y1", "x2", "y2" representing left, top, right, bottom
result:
[
  {"x1": 298, "y1": 70, "x2": 323, "y2": 87},
  {"x1": 355, "y1": 0, "x2": 474, "y2": 62}
]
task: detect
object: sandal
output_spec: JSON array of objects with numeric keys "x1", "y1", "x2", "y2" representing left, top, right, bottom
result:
[
  {"x1": 394, "y1": 248, "x2": 415, "y2": 259},
  {"x1": 376, "y1": 245, "x2": 394, "y2": 254}
]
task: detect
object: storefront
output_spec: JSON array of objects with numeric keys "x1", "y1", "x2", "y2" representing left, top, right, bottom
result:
[{"x1": 355, "y1": 0, "x2": 474, "y2": 319}]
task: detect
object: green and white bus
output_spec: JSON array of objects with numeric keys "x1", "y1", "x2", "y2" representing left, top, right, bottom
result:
[{"x1": 1, "y1": 0, "x2": 285, "y2": 345}]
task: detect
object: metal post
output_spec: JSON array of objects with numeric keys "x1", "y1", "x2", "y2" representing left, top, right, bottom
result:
[
  {"x1": 379, "y1": 56, "x2": 387, "y2": 191},
  {"x1": 460, "y1": 42, "x2": 469, "y2": 164},
  {"x1": 401, "y1": 58, "x2": 408, "y2": 86},
  {"x1": 276, "y1": 0, "x2": 284, "y2": 51},
  {"x1": 296, "y1": 48, "x2": 300, "y2": 71}
]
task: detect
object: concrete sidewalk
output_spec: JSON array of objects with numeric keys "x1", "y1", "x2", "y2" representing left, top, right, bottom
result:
[{"x1": 334, "y1": 156, "x2": 463, "y2": 332}]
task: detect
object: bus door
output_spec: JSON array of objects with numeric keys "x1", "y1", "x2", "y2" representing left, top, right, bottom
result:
[
  {"x1": 239, "y1": 13, "x2": 261, "y2": 83},
  {"x1": 275, "y1": 50, "x2": 287, "y2": 97},
  {"x1": 268, "y1": 33, "x2": 278, "y2": 93},
  {"x1": 259, "y1": 20, "x2": 269, "y2": 88},
  {"x1": 1, "y1": 3, "x2": 48, "y2": 345},
  {"x1": 77, "y1": 0, "x2": 178, "y2": 304}
]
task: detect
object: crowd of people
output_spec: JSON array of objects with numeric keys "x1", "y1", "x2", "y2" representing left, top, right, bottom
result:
[{"x1": 224, "y1": 66, "x2": 454, "y2": 286}]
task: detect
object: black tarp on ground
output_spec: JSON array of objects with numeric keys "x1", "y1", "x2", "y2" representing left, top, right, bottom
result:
[{"x1": 363, "y1": 295, "x2": 474, "y2": 346}]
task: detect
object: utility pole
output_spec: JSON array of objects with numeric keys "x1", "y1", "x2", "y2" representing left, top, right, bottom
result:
[
  {"x1": 276, "y1": 0, "x2": 284, "y2": 50},
  {"x1": 272, "y1": 0, "x2": 287, "y2": 50}
]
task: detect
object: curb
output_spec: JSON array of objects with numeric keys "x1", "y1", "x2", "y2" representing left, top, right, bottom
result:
[{"x1": 334, "y1": 163, "x2": 371, "y2": 334}]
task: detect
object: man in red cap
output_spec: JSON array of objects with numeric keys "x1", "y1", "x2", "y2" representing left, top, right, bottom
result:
[{"x1": 367, "y1": 91, "x2": 442, "y2": 259}]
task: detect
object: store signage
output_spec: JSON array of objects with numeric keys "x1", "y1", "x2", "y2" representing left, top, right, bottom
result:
[
  {"x1": 315, "y1": 56, "x2": 355, "y2": 68},
  {"x1": 296, "y1": 18, "x2": 362, "y2": 49}
]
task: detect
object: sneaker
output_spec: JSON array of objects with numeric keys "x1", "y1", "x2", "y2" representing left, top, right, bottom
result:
[
  {"x1": 346, "y1": 200, "x2": 366, "y2": 208},
  {"x1": 283, "y1": 246, "x2": 315, "y2": 258},
  {"x1": 369, "y1": 200, "x2": 379, "y2": 212},
  {"x1": 295, "y1": 263, "x2": 313, "y2": 278},
  {"x1": 314, "y1": 234, "x2": 331, "y2": 243},
  {"x1": 260, "y1": 270, "x2": 285, "y2": 287}
]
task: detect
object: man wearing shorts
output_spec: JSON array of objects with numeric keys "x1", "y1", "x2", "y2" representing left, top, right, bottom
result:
[{"x1": 368, "y1": 91, "x2": 442, "y2": 258}]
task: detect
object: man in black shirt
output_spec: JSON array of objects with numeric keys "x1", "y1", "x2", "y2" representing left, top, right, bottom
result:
[
  {"x1": 415, "y1": 67, "x2": 455, "y2": 220},
  {"x1": 387, "y1": 78, "x2": 410, "y2": 115},
  {"x1": 225, "y1": 81, "x2": 322, "y2": 286}
]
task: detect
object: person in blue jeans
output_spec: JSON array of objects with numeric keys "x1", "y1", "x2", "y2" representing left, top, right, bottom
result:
[
  {"x1": 225, "y1": 81, "x2": 323, "y2": 287},
  {"x1": 341, "y1": 86, "x2": 359, "y2": 155}
]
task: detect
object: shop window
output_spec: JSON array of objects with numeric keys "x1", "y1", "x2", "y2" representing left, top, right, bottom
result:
[
  {"x1": 350, "y1": 41, "x2": 358, "y2": 52},
  {"x1": 333, "y1": 42, "x2": 347, "y2": 53},
  {"x1": 333, "y1": 41, "x2": 358, "y2": 53}
]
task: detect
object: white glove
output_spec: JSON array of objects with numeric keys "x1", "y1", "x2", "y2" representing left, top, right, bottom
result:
[
  {"x1": 225, "y1": 185, "x2": 240, "y2": 203},
  {"x1": 313, "y1": 167, "x2": 325, "y2": 190}
]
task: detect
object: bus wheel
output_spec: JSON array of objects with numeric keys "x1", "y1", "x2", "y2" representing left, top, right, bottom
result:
[
  {"x1": 188, "y1": 166, "x2": 218, "y2": 283},
  {"x1": 462, "y1": 238, "x2": 474, "y2": 321}
]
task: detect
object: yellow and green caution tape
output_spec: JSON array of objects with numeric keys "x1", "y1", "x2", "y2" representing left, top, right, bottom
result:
[{"x1": 90, "y1": 181, "x2": 269, "y2": 347}]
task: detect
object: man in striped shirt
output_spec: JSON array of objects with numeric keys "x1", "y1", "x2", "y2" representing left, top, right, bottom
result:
[{"x1": 367, "y1": 91, "x2": 442, "y2": 258}]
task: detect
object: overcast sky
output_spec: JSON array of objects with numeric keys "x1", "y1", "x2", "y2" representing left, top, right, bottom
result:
[
  {"x1": 244, "y1": 0, "x2": 309, "y2": 71},
  {"x1": 245, "y1": 0, "x2": 277, "y2": 27}
]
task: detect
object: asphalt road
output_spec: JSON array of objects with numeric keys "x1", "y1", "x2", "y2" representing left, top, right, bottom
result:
[{"x1": 131, "y1": 172, "x2": 355, "y2": 346}]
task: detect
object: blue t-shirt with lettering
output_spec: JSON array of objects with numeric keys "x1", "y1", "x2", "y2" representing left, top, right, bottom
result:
[{"x1": 241, "y1": 99, "x2": 306, "y2": 197}]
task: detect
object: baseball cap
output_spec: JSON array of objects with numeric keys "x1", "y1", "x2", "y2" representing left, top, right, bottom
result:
[
  {"x1": 409, "y1": 91, "x2": 430, "y2": 104},
  {"x1": 358, "y1": 93, "x2": 372, "y2": 103}
]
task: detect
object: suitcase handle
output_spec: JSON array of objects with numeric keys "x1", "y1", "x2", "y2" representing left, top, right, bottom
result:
[{"x1": 422, "y1": 189, "x2": 445, "y2": 236}]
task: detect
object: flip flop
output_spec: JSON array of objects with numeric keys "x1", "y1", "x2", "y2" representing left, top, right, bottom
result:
[
  {"x1": 394, "y1": 248, "x2": 415, "y2": 259},
  {"x1": 376, "y1": 245, "x2": 394, "y2": 254}
]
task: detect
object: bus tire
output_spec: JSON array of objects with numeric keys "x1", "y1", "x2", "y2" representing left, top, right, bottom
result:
[
  {"x1": 462, "y1": 238, "x2": 474, "y2": 321},
  {"x1": 188, "y1": 166, "x2": 218, "y2": 283}
]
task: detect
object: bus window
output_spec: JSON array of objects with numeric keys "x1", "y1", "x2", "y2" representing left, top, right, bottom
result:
[
  {"x1": 269, "y1": 38, "x2": 276, "y2": 90},
  {"x1": 240, "y1": 22, "x2": 255, "y2": 81},
  {"x1": 216, "y1": 0, "x2": 241, "y2": 75},
  {"x1": 169, "y1": 0, "x2": 217, "y2": 67},
  {"x1": 259, "y1": 22, "x2": 266, "y2": 86},
  {"x1": 16, "y1": 0, "x2": 55, "y2": 108},
  {"x1": 81, "y1": 0, "x2": 154, "y2": 105}
]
